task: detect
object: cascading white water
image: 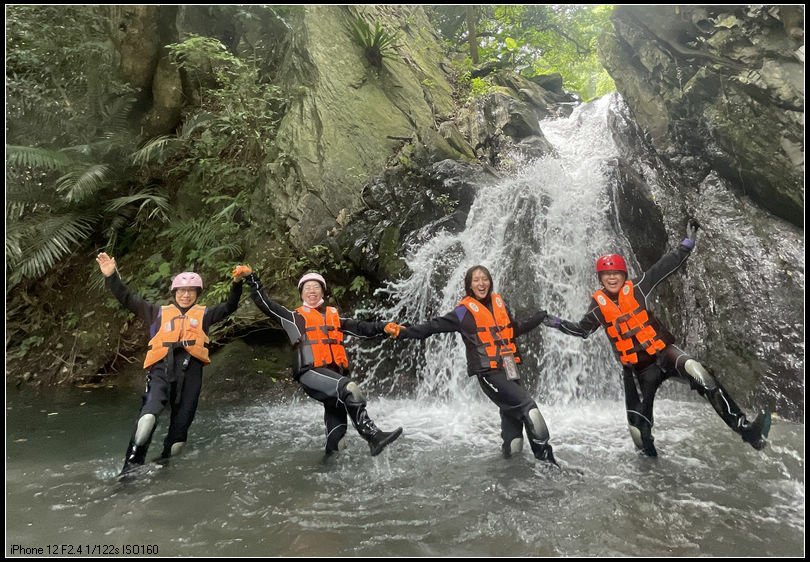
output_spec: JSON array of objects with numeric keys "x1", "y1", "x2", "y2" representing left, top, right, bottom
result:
[{"x1": 355, "y1": 94, "x2": 641, "y2": 404}]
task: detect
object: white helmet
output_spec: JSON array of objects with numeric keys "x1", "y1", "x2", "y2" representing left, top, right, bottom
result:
[{"x1": 297, "y1": 272, "x2": 326, "y2": 293}]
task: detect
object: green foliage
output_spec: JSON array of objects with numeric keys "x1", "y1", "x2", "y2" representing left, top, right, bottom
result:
[
  {"x1": 6, "y1": 6, "x2": 171, "y2": 288},
  {"x1": 139, "y1": 36, "x2": 287, "y2": 189},
  {"x1": 347, "y1": 14, "x2": 401, "y2": 69},
  {"x1": 430, "y1": 5, "x2": 616, "y2": 101}
]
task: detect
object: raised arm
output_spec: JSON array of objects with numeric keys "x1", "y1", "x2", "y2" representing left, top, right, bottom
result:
[
  {"x1": 636, "y1": 219, "x2": 698, "y2": 298},
  {"x1": 96, "y1": 252, "x2": 158, "y2": 324}
]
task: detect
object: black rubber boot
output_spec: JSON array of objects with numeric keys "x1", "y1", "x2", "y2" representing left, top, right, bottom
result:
[
  {"x1": 120, "y1": 441, "x2": 149, "y2": 475},
  {"x1": 531, "y1": 442, "x2": 558, "y2": 465},
  {"x1": 347, "y1": 402, "x2": 402, "y2": 456},
  {"x1": 368, "y1": 427, "x2": 404, "y2": 456},
  {"x1": 741, "y1": 412, "x2": 772, "y2": 451}
]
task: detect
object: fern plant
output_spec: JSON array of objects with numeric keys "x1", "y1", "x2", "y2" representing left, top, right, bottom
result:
[{"x1": 347, "y1": 15, "x2": 401, "y2": 69}]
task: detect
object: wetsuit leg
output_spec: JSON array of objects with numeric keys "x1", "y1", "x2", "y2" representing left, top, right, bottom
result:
[
  {"x1": 121, "y1": 369, "x2": 170, "y2": 474},
  {"x1": 298, "y1": 368, "x2": 401, "y2": 455},
  {"x1": 160, "y1": 368, "x2": 203, "y2": 460},
  {"x1": 623, "y1": 364, "x2": 665, "y2": 457},
  {"x1": 478, "y1": 371, "x2": 555, "y2": 463},
  {"x1": 662, "y1": 346, "x2": 769, "y2": 449},
  {"x1": 323, "y1": 403, "x2": 348, "y2": 455}
]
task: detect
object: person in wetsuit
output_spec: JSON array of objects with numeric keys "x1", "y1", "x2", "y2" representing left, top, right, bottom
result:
[
  {"x1": 236, "y1": 267, "x2": 402, "y2": 457},
  {"x1": 97, "y1": 252, "x2": 244, "y2": 475},
  {"x1": 542, "y1": 219, "x2": 771, "y2": 456},
  {"x1": 385, "y1": 265, "x2": 556, "y2": 464}
]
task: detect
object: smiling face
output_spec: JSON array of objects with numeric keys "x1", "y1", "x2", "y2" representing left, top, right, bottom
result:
[
  {"x1": 599, "y1": 270, "x2": 627, "y2": 296},
  {"x1": 301, "y1": 280, "x2": 324, "y2": 307},
  {"x1": 470, "y1": 268, "x2": 492, "y2": 300},
  {"x1": 174, "y1": 287, "x2": 199, "y2": 308}
]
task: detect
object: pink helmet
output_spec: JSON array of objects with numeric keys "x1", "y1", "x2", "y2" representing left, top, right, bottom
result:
[
  {"x1": 171, "y1": 272, "x2": 204, "y2": 291},
  {"x1": 297, "y1": 272, "x2": 326, "y2": 293}
]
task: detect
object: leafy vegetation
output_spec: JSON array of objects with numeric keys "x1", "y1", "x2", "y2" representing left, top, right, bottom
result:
[
  {"x1": 430, "y1": 5, "x2": 616, "y2": 101},
  {"x1": 347, "y1": 14, "x2": 401, "y2": 69}
]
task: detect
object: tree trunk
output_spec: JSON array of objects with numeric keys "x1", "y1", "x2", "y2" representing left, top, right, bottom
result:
[{"x1": 466, "y1": 6, "x2": 478, "y2": 64}]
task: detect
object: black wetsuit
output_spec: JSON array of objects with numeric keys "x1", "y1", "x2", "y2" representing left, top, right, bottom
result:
[
  {"x1": 546, "y1": 242, "x2": 760, "y2": 454},
  {"x1": 107, "y1": 272, "x2": 242, "y2": 458},
  {"x1": 399, "y1": 296, "x2": 554, "y2": 460},
  {"x1": 245, "y1": 273, "x2": 389, "y2": 453}
]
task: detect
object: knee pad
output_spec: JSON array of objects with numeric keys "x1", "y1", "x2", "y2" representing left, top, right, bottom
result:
[
  {"x1": 524, "y1": 408, "x2": 549, "y2": 444},
  {"x1": 344, "y1": 381, "x2": 366, "y2": 406},
  {"x1": 134, "y1": 414, "x2": 156, "y2": 446},
  {"x1": 684, "y1": 359, "x2": 717, "y2": 390},
  {"x1": 507, "y1": 437, "x2": 524, "y2": 455},
  {"x1": 628, "y1": 425, "x2": 644, "y2": 449},
  {"x1": 627, "y1": 410, "x2": 654, "y2": 450},
  {"x1": 169, "y1": 441, "x2": 185, "y2": 457}
]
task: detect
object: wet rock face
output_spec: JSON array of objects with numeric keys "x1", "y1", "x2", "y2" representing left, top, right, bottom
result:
[
  {"x1": 340, "y1": 159, "x2": 495, "y2": 282},
  {"x1": 600, "y1": 5, "x2": 804, "y2": 228}
]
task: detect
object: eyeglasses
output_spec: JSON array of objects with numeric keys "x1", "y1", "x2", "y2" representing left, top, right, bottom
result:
[{"x1": 175, "y1": 288, "x2": 197, "y2": 295}]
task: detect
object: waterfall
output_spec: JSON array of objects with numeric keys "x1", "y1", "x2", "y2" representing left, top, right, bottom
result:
[{"x1": 355, "y1": 95, "x2": 642, "y2": 404}]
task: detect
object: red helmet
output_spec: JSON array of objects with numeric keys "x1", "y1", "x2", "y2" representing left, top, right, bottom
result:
[
  {"x1": 595, "y1": 254, "x2": 627, "y2": 274},
  {"x1": 171, "y1": 272, "x2": 204, "y2": 291}
]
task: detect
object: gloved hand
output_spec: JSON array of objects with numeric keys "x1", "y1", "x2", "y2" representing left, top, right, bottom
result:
[
  {"x1": 686, "y1": 218, "x2": 700, "y2": 243},
  {"x1": 232, "y1": 264, "x2": 253, "y2": 281},
  {"x1": 542, "y1": 315, "x2": 562, "y2": 329},
  {"x1": 384, "y1": 322, "x2": 403, "y2": 338}
]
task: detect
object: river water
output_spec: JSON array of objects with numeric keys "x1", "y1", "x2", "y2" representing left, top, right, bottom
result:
[{"x1": 5, "y1": 387, "x2": 805, "y2": 556}]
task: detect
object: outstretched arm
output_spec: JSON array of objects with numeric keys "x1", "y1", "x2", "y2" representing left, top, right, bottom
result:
[
  {"x1": 340, "y1": 318, "x2": 386, "y2": 338},
  {"x1": 398, "y1": 309, "x2": 462, "y2": 340},
  {"x1": 510, "y1": 308, "x2": 548, "y2": 337},
  {"x1": 543, "y1": 303, "x2": 602, "y2": 339}
]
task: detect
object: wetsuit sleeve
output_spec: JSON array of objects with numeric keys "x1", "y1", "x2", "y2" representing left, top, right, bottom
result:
[
  {"x1": 399, "y1": 310, "x2": 461, "y2": 340},
  {"x1": 244, "y1": 273, "x2": 296, "y2": 324},
  {"x1": 105, "y1": 272, "x2": 158, "y2": 325},
  {"x1": 635, "y1": 242, "x2": 693, "y2": 298},
  {"x1": 340, "y1": 318, "x2": 386, "y2": 338},
  {"x1": 510, "y1": 308, "x2": 548, "y2": 337},
  {"x1": 545, "y1": 303, "x2": 603, "y2": 339},
  {"x1": 203, "y1": 281, "x2": 243, "y2": 329}
]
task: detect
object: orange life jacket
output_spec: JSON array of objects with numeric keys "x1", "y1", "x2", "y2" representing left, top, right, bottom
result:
[
  {"x1": 593, "y1": 280, "x2": 667, "y2": 366},
  {"x1": 144, "y1": 305, "x2": 210, "y2": 369},
  {"x1": 459, "y1": 293, "x2": 521, "y2": 370},
  {"x1": 296, "y1": 306, "x2": 349, "y2": 369}
]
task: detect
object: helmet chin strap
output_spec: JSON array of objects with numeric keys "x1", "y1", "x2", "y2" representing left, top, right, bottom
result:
[{"x1": 302, "y1": 299, "x2": 324, "y2": 309}]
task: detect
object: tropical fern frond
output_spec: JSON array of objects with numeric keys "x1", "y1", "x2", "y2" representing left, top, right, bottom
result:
[
  {"x1": 132, "y1": 135, "x2": 176, "y2": 166},
  {"x1": 6, "y1": 145, "x2": 73, "y2": 170},
  {"x1": 9, "y1": 212, "x2": 97, "y2": 282},
  {"x1": 56, "y1": 164, "x2": 110, "y2": 202},
  {"x1": 201, "y1": 243, "x2": 242, "y2": 260},
  {"x1": 100, "y1": 95, "x2": 136, "y2": 135},
  {"x1": 180, "y1": 111, "x2": 216, "y2": 139},
  {"x1": 106, "y1": 188, "x2": 170, "y2": 222}
]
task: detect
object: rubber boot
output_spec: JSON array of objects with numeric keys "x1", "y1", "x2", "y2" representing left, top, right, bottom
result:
[
  {"x1": 120, "y1": 440, "x2": 149, "y2": 475},
  {"x1": 368, "y1": 427, "x2": 404, "y2": 456},
  {"x1": 531, "y1": 442, "x2": 558, "y2": 465},
  {"x1": 740, "y1": 412, "x2": 772, "y2": 451},
  {"x1": 347, "y1": 402, "x2": 402, "y2": 456}
]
